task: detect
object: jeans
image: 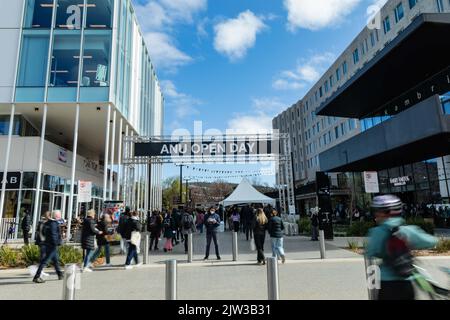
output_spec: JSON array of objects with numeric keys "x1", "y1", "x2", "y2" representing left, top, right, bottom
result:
[
  {"x1": 311, "y1": 226, "x2": 319, "y2": 240},
  {"x1": 91, "y1": 243, "x2": 111, "y2": 264},
  {"x1": 83, "y1": 249, "x2": 95, "y2": 268},
  {"x1": 125, "y1": 242, "x2": 138, "y2": 265},
  {"x1": 34, "y1": 246, "x2": 62, "y2": 279},
  {"x1": 120, "y1": 238, "x2": 127, "y2": 254},
  {"x1": 39, "y1": 244, "x2": 47, "y2": 261},
  {"x1": 23, "y1": 231, "x2": 30, "y2": 245},
  {"x1": 150, "y1": 232, "x2": 160, "y2": 250},
  {"x1": 197, "y1": 224, "x2": 204, "y2": 233},
  {"x1": 205, "y1": 231, "x2": 220, "y2": 258},
  {"x1": 271, "y1": 237, "x2": 285, "y2": 258},
  {"x1": 254, "y1": 233, "x2": 266, "y2": 263},
  {"x1": 183, "y1": 233, "x2": 189, "y2": 252}
]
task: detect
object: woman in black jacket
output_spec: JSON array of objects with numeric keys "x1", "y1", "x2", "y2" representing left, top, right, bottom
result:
[
  {"x1": 252, "y1": 208, "x2": 268, "y2": 265},
  {"x1": 124, "y1": 211, "x2": 142, "y2": 269},
  {"x1": 267, "y1": 210, "x2": 286, "y2": 263},
  {"x1": 89, "y1": 213, "x2": 113, "y2": 267},
  {"x1": 81, "y1": 210, "x2": 102, "y2": 271}
]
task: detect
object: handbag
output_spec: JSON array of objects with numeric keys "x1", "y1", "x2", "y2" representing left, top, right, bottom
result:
[
  {"x1": 130, "y1": 231, "x2": 141, "y2": 246},
  {"x1": 250, "y1": 238, "x2": 256, "y2": 251}
]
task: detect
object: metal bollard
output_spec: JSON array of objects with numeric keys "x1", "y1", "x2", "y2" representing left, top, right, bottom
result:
[
  {"x1": 266, "y1": 257, "x2": 280, "y2": 300},
  {"x1": 62, "y1": 264, "x2": 78, "y2": 300},
  {"x1": 165, "y1": 260, "x2": 177, "y2": 300},
  {"x1": 364, "y1": 255, "x2": 377, "y2": 300},
  {"x1": 187, "y1": 233, "x2": 193, "y2": 263},
  {"x1": 143, "y1": 233, "x2": 149, "y2": 264},
  {"x1": 319, "y1": 229, "x2": 326, "y2": 259},
  {"x1": 232, "y1": 231, "x2": 238, "y2": 261}
]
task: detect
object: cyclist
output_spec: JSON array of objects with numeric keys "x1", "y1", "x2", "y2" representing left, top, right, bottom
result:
[{"x1": 366, "y1": 194, "x2": 438, "y2": 300}]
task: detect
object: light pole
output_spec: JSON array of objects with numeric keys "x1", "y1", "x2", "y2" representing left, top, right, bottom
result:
[{"x1": 184, "y1": 178, "x2": 191, "y2": 207}]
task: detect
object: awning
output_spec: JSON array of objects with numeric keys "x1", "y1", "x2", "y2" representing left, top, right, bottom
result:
[
  {"x1": 221, "y1": 178, "x2": 276, "y2": 206},
  {"x1": 316, "y1": 13, "x2": 450, "y2": 119}
]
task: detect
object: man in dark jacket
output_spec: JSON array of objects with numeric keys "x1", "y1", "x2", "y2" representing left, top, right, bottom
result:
[
  {"x1": 147, "y1": 210, "x2": 163, "y2": 250},
  {"x1": 310, "y1": 210, "x2": 319, "y2": 241},
  {"x1": 21, "y1": 209, "x2": 32, "y2": 245},
  {"x1": 181, "y1": 209, "x2": 196, "y2": 254},
  {"x1": 81, "y1": 210, "x2": 102, "y2": 272},
  {"x1": 33, "y1": 211, "x2": 64, "y2": 283},
  {"x1": 124, "y1": 211, "x2": 142, "y2": 269},
  {"x1": 118, "y1": 207, "x2": 130, "y2": 254},
  {"x1": 203, "y1": 207, "x2": 221, "y2": 260},
  {"x1": 172, "y1": 208, "x2": 181, "y2": 244}
]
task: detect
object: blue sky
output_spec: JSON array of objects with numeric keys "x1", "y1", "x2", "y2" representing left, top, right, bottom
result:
[{"x1": 131, "y1": 0, "x2": 385, "y2": 185}]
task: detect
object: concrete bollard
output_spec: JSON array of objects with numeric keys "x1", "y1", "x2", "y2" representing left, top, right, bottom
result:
[
  {"x1": 319, "y1": 230, "x2": 326, "y2": 259},
  {"x1": 165, "y1": 260, "x2": 177, "y2": 300},
  {"x1": 187, "y1": 233, "x2": 193, "y2": 263},
  {"x1": 232, "y1": 231, "x2": 238, "y2": 261},
  {"x1": 143, "y1": 233, "x2": 149, "y2": 264},
  {"x1": 266, "y1": 257, "x2": 280, "y2": 300},
  {"x1": 62, "y1": 264, "x2": 79, "y2": 300}
]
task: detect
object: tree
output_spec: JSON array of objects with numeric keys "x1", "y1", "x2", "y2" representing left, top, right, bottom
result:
[{"x1": 162, "y1": 177, "x2": 186, "y2": 209}]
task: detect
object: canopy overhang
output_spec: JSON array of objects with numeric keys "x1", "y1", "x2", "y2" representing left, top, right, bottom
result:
[{"x1": 221, "y1": 179, "x2": 276, "y2": 206}]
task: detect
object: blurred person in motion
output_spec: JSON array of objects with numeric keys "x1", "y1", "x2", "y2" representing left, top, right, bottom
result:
[
  {"x1": 90, "y1": 213, "x2": 113, "y2": 267},
  {"x1": 196, "y1": 209, "x2": 205, "y2": 234},
  {"x1": 81, "y1": 210, "x2": 102, "y2": 272},
  {"x1": 267, "y1": 210, "x2": 285, "y2": 263},
  {"x1": 31, "y1": 212, "x2": 50, "y2": 278},
  {"x1": 231, "y1": 207, "x2": 240, "y2": 232},
  {"x1": 124, "y1": 211, "x2": 142, "y2": 269},
  {"x1": 366, "y1": 195, "x2": 438, "y2": 300},
  {"x1": 21, "y1": 209, "x2": 31, "y2": 245},
  {"x1": 310, "y1": 208, "x2": 319, "y2": 241},
  {"x1": 148, "y1": 210, "x2": 163, "y2": 250},
  {"x1": 252, "y1": 208, "x2": 268, "y2": 265},
  {"x1": 33, "y1": 210, "x2": 64, "y2": 283},
  {"x1": 163, "y1": 210, "x2": 175, "y2": 252},
  {"x1": 181, "y1": 209, "x2": 196, "y2": 254},
  {"x1": 118, "y1": 207, "x2": 130, "y2": 254}
]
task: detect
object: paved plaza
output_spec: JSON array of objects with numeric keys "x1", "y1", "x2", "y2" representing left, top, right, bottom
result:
[{"x1": 0, "y1": 231, "x2": 448, "y2": 300}]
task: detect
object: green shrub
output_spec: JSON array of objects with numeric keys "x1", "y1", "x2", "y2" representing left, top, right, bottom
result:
[
  {"x1": 347, "y1": 239, "x2": 359, "y2": 251},
  {"x1": 346, "y1": 221, "x2": 376, "y2": 237},
  {"x1": 21, "y1": 244, "x2": 40, "y2": 266},
  {"x1": 297, "y1": 218, "x2": 311, "y2": 235},
  {"x1": 0, "y1": 247, "x2": 21, "y2": 267},
  {"x1": 434, "y1": 238, "x2": 450, "y2": 253},
  {"x1": 58, "y1": 245, "x2": 83, "y2": 266},
  {"x1": 406, "y1": 218, "x2": 434, "y2": 235}
]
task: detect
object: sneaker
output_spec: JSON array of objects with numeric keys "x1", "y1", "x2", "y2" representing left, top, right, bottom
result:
[
  {"x1": 83, "y1": 267, "x2": 93, "y2": 273},
  {"x1": 33, "y1": 277, "x2": 45, "y2": 284},
  {"x1": 281, "y1": 255, "x2": 286, "y2": 264},
  {"x1": 103, "y1": 263, "x2": 112, "y2": 267},
  {"x1": 216, "y1": 256, "x2": 221, "y2": 260},
  {"x1": 203, "y1": 257, "x2": 208, "y2": 261},
  {"x1": 41, "y1": 272, "x2": 50, "y2": 278},
  {"x1": 57, "y1": 273, "x2": 64, "y2": 280},
  {"x1": 124, "y1": 265, "x2": 133, "y2": 270},
  {"x1": 135, "y1": 263, "x2": 143, "y2": 268}
]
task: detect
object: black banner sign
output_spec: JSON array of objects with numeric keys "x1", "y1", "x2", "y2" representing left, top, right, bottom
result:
[
  {"x1": 0, "y1": 172, "x2": 21, "y2": 189},
  {"x1": 316, "y1": 172, "x2": 333, "y2": 240},
  {"x1": 134, "y1": 139, "x2": 275, "y2": 157}
]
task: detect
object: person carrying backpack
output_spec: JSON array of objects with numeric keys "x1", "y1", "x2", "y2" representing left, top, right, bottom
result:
[
  {"x1": 181, "y1": 209, "x2": 196, "y2": 254},
  {"x1": 366, "y1": 195, "x2": 438, "y2": 300},
  {"x1": 163, "y1": 211, "x2": 175, "y2": 252},
  {"x1": 148, "y1": 210, "x2": 163, "y2": 250}
]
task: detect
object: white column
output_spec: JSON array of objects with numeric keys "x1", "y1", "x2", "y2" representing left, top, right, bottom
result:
[
  {"x1": 31, "y1": 104, "x2": 48, "y2": 240},
  {"x1": 137, "y1": 164, "x2": 141, "y2": 211},
  {"x1": 66, "y1": 104, "x2": 80, "y2": 240},
  {"x1": 116, "y1": 118, "x2": 123, "y2": 200},
  {"x1": 103, "y1": 105, "x2": 111, "y2": 201},
  {"x1": 0, "y1": 104, "x2": 16, "y2": 223},
  {"x1": 109, "y1": 110, "x2": 116, "y2": 200},
  {"x1": 144, "y1": 164, "x2": 149, "y2": 213}
]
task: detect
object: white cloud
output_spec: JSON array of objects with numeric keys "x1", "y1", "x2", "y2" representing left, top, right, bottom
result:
[
  {"x1": 159, "y1": 0, "x2": 207, "y2": 23},
  {"x1": 135, "y1": 1, "x2": 170, "y2": 30},
  {"x1": 143, "y1": 32, "x2": 192, "y2": 71},
  {"x1": 213, "y1": 10, "x2": 267, "y2": 61},
  {"x1": 283, "y1": 0, "x2": 361, "y2": 31},
  {"x1": 227, "y1": 98, "x2": 287, "y2": 134},
  {"x1": 273, "y1": 52, "x2": 335, "y2": 90},
  {"x1": 161, "y1": 80, "x2": 201, "y2": 122}
]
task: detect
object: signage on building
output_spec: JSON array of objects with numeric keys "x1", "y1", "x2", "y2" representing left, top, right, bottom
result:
[
  {"x1": 58, "y1": 148, "x2": 67, "y2": 163},
  {"x1": 83, "y1": 159, "x2": 99, "y2": 173},
  {"x1": 363, "y1": 171, "x2": 379, "y2": 193},
  {"x1": 0, "y1": 172, "x2": 21, "y2": 189},
  {"x1": 134, "y1": 139, "x2": 275, "y2": 157},
  {"x1": 389, "y1": 176, "x2": 410, "y2": 186},
  {"x1": 288, "y1": 205, "x2": 296, "y2": 215},
  {"x1": 78, "y1": 181, "x2": 92, "y2": 203}
]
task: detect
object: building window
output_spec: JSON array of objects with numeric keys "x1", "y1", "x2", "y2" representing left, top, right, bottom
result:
[
  {"x1": 86, "y1": 0, "x2": 113, "y2": 29},
  {"x1": 50, "y1": 34, "x2": 82, "y2": 87},
  {"x1": 342, "y1": 61, "x2": 348, "y2": 75},
  {"x1": 335, "y1": 126, "x2": 339, "y2": 139},
  {"x1": 436, "y1": 0, "x2": 444, "y2": 12},
  {"x1": 55, "y1": 0, "x2": 85, "y2": 29},
  {"x1": 315, "y1": 91, "x2": 318, "y2": 102},
  {"x1": 394, "y1": 3, "x2": 404, "y2": 23},
  {"x1": 383, "y1": 16, "x2": 391, "y2": 34},
  {"x1": 370, "y1": 32, "x2": 375, "y2": 47},
  {"x1": 329, "y1": 75, "x2": 334, "y2": 88},
  {"x1": 81, "y1": 33, "x2": 112, "y2": 87},
  {"x1": 24, "y1": 0, "x2": 54, "y2": 28},
  {"x1": 336, "y1": 68, "x2": 340, "y2": 81},
  {"x1": 17, "y1": 34, "x2": 50, "y2": 87},
  {"x1": 348, "y1": 119, "x2": 356, "y2": 130},
  {"x1": 319, "y1": 87, "x2": 323, "y2": 97},
  {"x1": 353, "y1": 48, "x2": 359, "y2": 64},
  {"x1": 409, "y1": 0, "x2": 417, "y2": 9},
  {"x1": 340, "y1": 123, "x2": 345, "y2": 136},
  {"x1": 324, "y1": 80, "x2": 329, "y2": 93}
]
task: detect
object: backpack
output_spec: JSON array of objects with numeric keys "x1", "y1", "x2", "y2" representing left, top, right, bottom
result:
[
  {"x1": 385, "y1": 226, "x2": 415, "y2": 277},
  {"x1": 149, "y1": 215, "x2": 157, "y2": 227},
  {"x1": 163, "y1": 218, "x2": 171, "y2": 228},
  {"x1": 182, "y1": 215, "x2": 191, "y2": 229}
]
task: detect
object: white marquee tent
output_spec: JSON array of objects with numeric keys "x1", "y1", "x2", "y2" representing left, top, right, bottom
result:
[{"x1": 220, "y1": 179, "x2": 276, "y2": 206}]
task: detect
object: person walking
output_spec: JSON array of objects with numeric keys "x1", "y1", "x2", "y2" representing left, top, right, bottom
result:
[
  {"x1": 163, "y1": 211, "x2": 175, "y2": 252},
  {"x1": 81, "y1": 210, "x2": 102, "y2": 272},
  {"x1": 33, "y1": 210, "x2": 64, "y2": 283},
  {"x1": 33, "y1": 212, "x2": 50, "y2": 278},
  {"x1": 172, "y1": 208, "x2": 181, "y2": 244},
  {"x1": 118, "y1": 207, "x2": 130, "y2": 254},
  {"x1": 366, "y1": 195, "x2": 438, "y2": 300},
  {"x1": 231, "y1": 208, "x2": 240, "y2": 232},
  {"x1": 181, "y1": 209, "x2": 196, "y2": 254},
  {"x1": 267, "y1": 210, "x2": 286, "y2": 263},
  {"x1": 203, "y1": 207, "x2": 221, "y2": 261},
  {"x1": 310, "y1": 209, "x2": 319, "y2": 241},
  {"x1": 90, "y1": 213, "x2": 113, "y2": 267},
  {"x1": 252, "y1": 208, "x2": 268, "y2": 265},
  {"x1": 196, "y1": 209, "x2": 205, "y2": 234},
  {"x1": 124, "y1": 211, "x2": 142, "y2": 269},
  {"x1": 21, "y1": 209, "x2": 32, "y2": 245},
  {"x1": 148, "y1": 210, "x2": 163, "y2": 250}
]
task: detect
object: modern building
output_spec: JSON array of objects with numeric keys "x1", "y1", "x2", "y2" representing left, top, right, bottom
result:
[
  {"x1": 273, "y1": 0, "x2": 450, "y2": 214},
  {"x1": 0, "y1": 0, "x2": 164, "y2": 240}
]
